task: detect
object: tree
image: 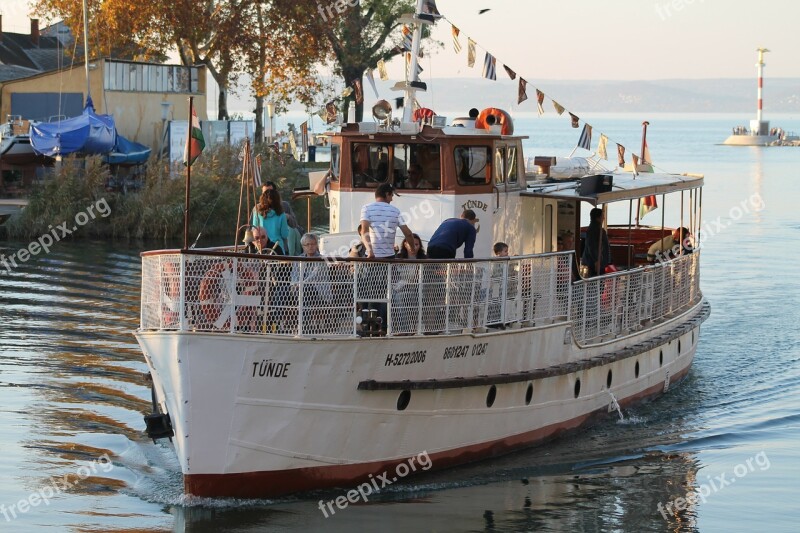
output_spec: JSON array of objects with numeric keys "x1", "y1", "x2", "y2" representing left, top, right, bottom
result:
[{"x1": 293, "y1": 0, "x2": 423, "y2": 121}]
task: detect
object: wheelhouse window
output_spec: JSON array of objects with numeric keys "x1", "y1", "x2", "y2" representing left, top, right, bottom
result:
[
  {"x1": 455, "y1": 146, "x2": 491, "y2": 186},
  {"x1": 351, "y1": 143, "x2": 440, "y2": 190},
  {"x1": 330, "y1": 144, "x2": 340, "y2": 181},
  {"x1": 494, "y1": 144, "x2": 519, "y2": 186}
]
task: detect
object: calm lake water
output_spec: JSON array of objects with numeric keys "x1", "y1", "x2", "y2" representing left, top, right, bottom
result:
[{"x1": 1, "y1": 114, "x2": 799, "y2": 532}]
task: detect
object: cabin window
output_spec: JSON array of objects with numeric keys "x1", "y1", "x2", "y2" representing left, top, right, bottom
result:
[
  {"x1": 506, "y1": 145, "x2": 518, "y2": 184},
  {"x1": 330, "y1": 144, "x2": 340, "y2": 181},
  {"x1": 455, "y1": 146, "x2": 491, "y2": 186},
  {"x1": 494, "y1": 147, "x2": 506, "y2": 185},
  {"x1": 351, "y1": 143, "x2": 440, "y2": 190}
]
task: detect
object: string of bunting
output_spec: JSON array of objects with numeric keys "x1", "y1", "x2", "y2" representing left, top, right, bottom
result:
[{"x1": 312, "y1": 6, "x2": 651, "y2": 172}]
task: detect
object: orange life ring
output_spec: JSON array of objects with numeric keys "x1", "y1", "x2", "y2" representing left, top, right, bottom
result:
[
  {"x1": 198, "y1": 262, "x2": 259, "y2": 330},
  {"x1": 474, "y1": 108, "x2": 514, "y2": 135}
]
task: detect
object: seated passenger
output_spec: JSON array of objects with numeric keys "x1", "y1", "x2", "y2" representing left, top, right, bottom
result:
[
  {"x1": 493, "y1": 242, "x2": 509, "y2": 257},
  {"x1": 647, "y1": 227, "x2": 693, "y2": 262},
  {"x1": 397, "y1": 233, "x2": 427, "y2": 259},
  {"x1": 291, "y1": 233, "x2": 332, "y2": 305}
]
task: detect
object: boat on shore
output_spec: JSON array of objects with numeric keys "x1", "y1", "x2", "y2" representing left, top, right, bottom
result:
[{"x1": 135, "y1": 2, "x2": 709, "y2": 499}]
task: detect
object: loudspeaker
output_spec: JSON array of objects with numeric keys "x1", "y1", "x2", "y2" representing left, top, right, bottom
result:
[{"x1": 578, "y1": 174, "x2": 613, "y2": 195}]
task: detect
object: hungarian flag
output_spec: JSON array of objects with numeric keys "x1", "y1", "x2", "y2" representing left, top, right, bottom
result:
[
  {"x1": 183, "y1": 106, "x2": 205, "y2": 166},
  {"x1": 639, "y1": 194, "x2": 658, "y2": 220}
]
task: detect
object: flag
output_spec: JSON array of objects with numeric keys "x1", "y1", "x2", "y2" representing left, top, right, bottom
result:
[
  {"x1": 597, "y1": 134, "x2": 609, "y2": 160},
  {"x1": 631, "y1": 154, "x2": 640, "y2": 177},
  {"x1": 467, "y1": 38, "x2": 476, "y2": 67},
  {"x1": 452, "y1": 25, "x2": 462, "y2": 53},
  {"x1": 617, "y1": 144, "x2": 626, "y2": 167},
  {"x1": 536, "y1": 89, "x2": 545, "y2": 116},
  {"x1": 254, "y1": 154, "x2": 262, "y2": 188},
  {"x1": 365, "y1": 69, "x2": 379, "y2": 98},
  {"x1": 377, "y1": 59, "x2": 388, "y2": 80},
  {"x1": 503, "y1": 65, "x2": 516, "y2": 80},
  {"x1": 642, "y1": 140, "x2": 653, "y2": 164},
  {"x1": 405, "y1": 52, "x2": 423, "y2": 79},
  {"x1": 552, "y1": 100, "x2": 565, "y2": 115},
  {"x1": 353, "y1": 79, "x2": 363, "y2": 104},
  {"x1": 482, "y1": 52, "x2": 496, "y2": 80},
  {"x1": 183, "y1": 105, "x2": 205, "y2": 166},
  {"x1": 423, "y1": 0, "x2": 441, "y2": 16},
  {"x1": 577, "y1": 124, "x2": 592, "y2": 150},
  {"x1": 325, "y1": 100, "x2": 338, "y2": 124},
  {"x1": 300, "y1": 122, "x2": 308, "y2": 153},
  {"x1": 569, "y1": 112, "x2": 580, "y2": 128},
  {"x1": 401, "y1": 25, "x2": 413, "y2": 51},
  {"x1": 639, "y1": 194, "x2": 658, "y2": 220},
  {"x1": 518, "y1": 78, "x2": 528, "y2": 104}
]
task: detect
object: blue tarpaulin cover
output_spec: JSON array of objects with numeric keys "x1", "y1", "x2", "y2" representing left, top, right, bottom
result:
[
  {"x1": 103, "y1": 133, "x2": 151, "y2": 165},
  {"x1": 30, "y1": 96, "x2": 116, "y2": 157}
]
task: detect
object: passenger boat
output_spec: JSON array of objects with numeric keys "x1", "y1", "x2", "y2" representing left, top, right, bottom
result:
[{"x1": 135, "y1": 2, "x2": 709, "y2": 499}]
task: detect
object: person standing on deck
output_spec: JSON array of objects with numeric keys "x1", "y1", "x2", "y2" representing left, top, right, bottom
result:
[
  {"x1": 581, "y1": 207, "x2": 610, "y2": 277},
  {"x1": 359, "y1": 183, "x2": 414, "y2": 259},
  {"x1": 427, "y1": 210, "x2": 479, "y2": 259}
]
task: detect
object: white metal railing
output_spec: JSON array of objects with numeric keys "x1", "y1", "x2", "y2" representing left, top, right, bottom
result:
[
  {"x1": 570, "y1": 253, "x2": 701, "y2": 344},
  {"x1": 140, "y1": 250, "x2": 700, "y2": 341},
  {"x1": 140, "y1": 251, "x2": 572, "y2": 337}
]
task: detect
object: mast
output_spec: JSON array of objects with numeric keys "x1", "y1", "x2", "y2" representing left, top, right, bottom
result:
[
  {"x1": 82, "y1": 0, "x2": 91, "y2": 101},
  {"x1": 394, "y1": 0, "x2": 439, "y2": 124}
]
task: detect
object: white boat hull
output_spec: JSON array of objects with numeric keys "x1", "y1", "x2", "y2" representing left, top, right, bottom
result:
[{"x1": 136, "y1": 298, "x2": 708, "y2": 498}]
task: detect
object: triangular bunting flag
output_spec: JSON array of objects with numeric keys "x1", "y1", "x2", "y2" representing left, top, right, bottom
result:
[
  {"x1": 597, "y1": 134, "x2": 608, "y2": 160},
  {"x1": 452, "y1": 25, "x2": 462, "y2": 53},
  {"x1": 482, "y1": 52, "x2": 497, "y2": 80},
  {"x1": 617, "y1": 144, "x2": 626, "y2": 167},
  {"x1": 631, "y1": 154, "x2": 640, "y2": 177},
  {"x1": 536, "y1": 89, "x2": 545, "y2": 116},
  {"x1": 353, "y1": 79, "x2": 363, "y2": 105},
  {"x1": 423, "y1": 0, "x2": 441, "y2": 16},
  {"x1": 503, "y1": 65, "x2": 517, "y2": 80},
  {"x1": 467, "y1": 38, "x2": 476, "y2": 67},
  {"x1": 577, "y1": 124, "x2": 592, "y2": 150},
  {"x1": 401, "y1": 25, "x2": 413, "y2": 51},
  {"x1": 365, "y1": 69, "x2": 380, "y2": 98},
  {"x1": 518, "y1": 78, "x2": 528, "y2": 104},
  {"x1": 552, "y1": 100, "x2": 565, "y2": 115},
  {"x1": 325, "y1": 101, "x2": 338, "y2": 124},
  {"x1": 377, "y1": 59, "x2": 388, "y2": 81},
  {"x1": 569, "y1": 113, "x2": 580, "y2": 128}
]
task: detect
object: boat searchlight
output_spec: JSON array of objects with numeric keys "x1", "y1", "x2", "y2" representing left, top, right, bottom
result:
[{"x1": 372, "y1": 100, "x2": 392, "y2": 126}]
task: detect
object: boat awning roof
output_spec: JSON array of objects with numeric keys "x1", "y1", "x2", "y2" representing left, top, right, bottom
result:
[{"x1": 523, "y1": 171, "x2": 704, "y2": 205}]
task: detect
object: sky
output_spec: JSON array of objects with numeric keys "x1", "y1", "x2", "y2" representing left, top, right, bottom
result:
[{"x1": 3, "y1": 0, "x2": 798, "y2": 81}]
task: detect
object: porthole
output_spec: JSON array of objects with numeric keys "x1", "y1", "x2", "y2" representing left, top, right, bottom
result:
[
  {"x1": 397, "y1": 390, "x2": 411, "y2": 411},
  {"x1": 525, "y1": 383, "x2": 533, "y2": 405},
  {"x1": 678, "y1": 340, "x2": 682, "y2": 354},
  {"x1": 574, "y1": 379, "x2": 581, "y2": 398},
  {"x1": 486, "y1": 385, "x2": 497, "y2": 408},
  {"x1": 606, "y1": 369, "x2": 613, "y2": 388},
  {"x1": 635, "y1": 361, "x2": 640, "y2": 379},
  {"x1": 659, "y1": 350, "x2": 663, "y2": 367}
]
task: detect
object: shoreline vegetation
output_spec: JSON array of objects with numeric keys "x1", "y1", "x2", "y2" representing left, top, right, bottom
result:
[{"x1": 1, "y1": 143, "x2": 329, "y2": 245}]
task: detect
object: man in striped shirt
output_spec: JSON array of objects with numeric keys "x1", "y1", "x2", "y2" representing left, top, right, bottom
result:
[{"x1": 360, "y1": 183, "x2": 414, "y2": 259}]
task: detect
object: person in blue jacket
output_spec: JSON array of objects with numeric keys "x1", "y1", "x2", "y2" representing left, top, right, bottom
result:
[
  {"x1": 251, "y1": 189, "x2": 288, "y2": 255},
  {"x1": 427, "y1": 209, "x2": 479, "y2": 259}
]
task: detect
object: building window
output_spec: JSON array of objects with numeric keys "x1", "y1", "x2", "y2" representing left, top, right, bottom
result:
[{"x1": 104, "y1": 61, "x2": 200, "y2": 93}]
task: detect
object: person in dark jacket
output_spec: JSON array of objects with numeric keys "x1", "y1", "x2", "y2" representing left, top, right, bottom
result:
[
  {"x1": 581, "y1": 207, "x2": 610, "y2": 277},
  {"x1": 427, "y1": 210, "x2": 479, "y2": 259}
]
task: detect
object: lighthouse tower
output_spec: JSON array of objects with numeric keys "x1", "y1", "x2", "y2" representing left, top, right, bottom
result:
[
  {"x1": 750, "y1": 48, "x2": 770, "y2": 136},
  {"x1": 722, "y1": 47, "x2": 784, "y2": 146}
]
